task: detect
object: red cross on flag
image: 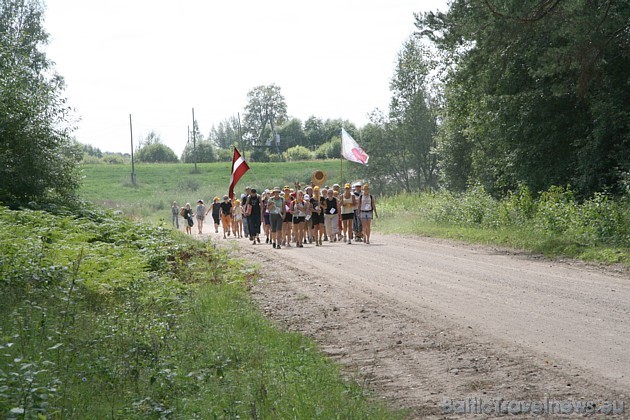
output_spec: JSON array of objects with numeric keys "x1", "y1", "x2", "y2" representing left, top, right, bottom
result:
[{"x1": 341, "y1": 128, "x2": 369, "y2": 165}]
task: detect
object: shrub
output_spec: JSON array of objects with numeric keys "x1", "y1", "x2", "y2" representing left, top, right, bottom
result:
[
  {"x1": 314, "y1": 137, "x2": 341, "y2": 159},
  {"x1": 215, "y1": 148, "x2": 233, "y2": 162},
  {"x1": 250, "y1": 149, "x2": 270, "y2": 162},
  {"x1": 284, "y1": 146, "x2": 312, "y2": 161},
  {"x1": 137, "y1": 144, "x2": 179, "y2": 163}
]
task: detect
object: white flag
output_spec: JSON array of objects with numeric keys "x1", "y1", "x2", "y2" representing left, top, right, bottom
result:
[{"x1": 341, "y1": 128, "x2": 369, "y2": 165}]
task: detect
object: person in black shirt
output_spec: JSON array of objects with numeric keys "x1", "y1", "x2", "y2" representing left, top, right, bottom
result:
[
  {"x1": 246, "y1": 188, "x2": 263, "y2": 243},
  {"x1": 323, "y1": 188, "x2": 338, "y2": 242},
  {"x1": 219, "y1": 195, "x2": 233, "y2": 238}
]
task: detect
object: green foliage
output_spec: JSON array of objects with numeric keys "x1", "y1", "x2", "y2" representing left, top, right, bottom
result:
[
  {"x1": 181, "y1": 139, "x2": 216, "y2": 163},
  {"x1": 0, "y1": 0, "x2": 81, "y2": 207},
  {"x1": 136, "y1": 143, "x2": 178, "y2": 163},
  {"x1": 283, "y1": 145, "x2": 313, "y2": 161},
  {"x1": 359, "y1": 38, "x2": 439, "y2": 193},
  {"x1": 250, "y1": 148, "x2": 271, "y2": 162},
  {"x1": 0, "y1": 204, "x2": 397, "y2": 418},
  {"x1": 277, "y1": 117, "x2": 306, "y2": 148},
  {"x1": 214, "y1": 147, "x2": 233, "y2": 162},
  {"x1": 313, "y1": 137, "x2": 341, "y2": 159},
  {"x1": 208, "y1": 116, "x2": 239, "y2": 150},
  {"x1": 243, "y1": 84, "x2": 287, "y2": 148},
  {"x1": 102, "y1": 153, "x2": 128, "y2": 164},
  {"x1": 417, "y1": 0, "x2": 630, "y2": 197},
  {"x1": 377, "y1": 186, "x2": 629, "y2": 264}
]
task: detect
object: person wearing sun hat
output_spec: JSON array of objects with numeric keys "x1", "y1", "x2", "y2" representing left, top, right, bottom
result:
[
  {"x1": 339, "y1": 183, "x2": 357, "y2": 244},
  {"x1": 323, "y1": 188, "x2": 338, "y2": 242},
  {"x1": 352, "y1": 182, "x2": 363, "y2": 242},
  {"x1": 232, "y1": 198, "x2": 243, "y2": 238},
  {"x1": 268, "y1": 187, "x2": 285, "y2": 248},
  {"x1": 311, "y1": 185, "x2": 324, "y2": 246},
  {"x1": 291, "y1": 190, "x2": 308, "y2": 247},
  {"x1": 282, "y1": 185, "x2": 293, "y2": 247},
  {"x1": 219, "y1": 195, "x2": 233, "y2": 239}
]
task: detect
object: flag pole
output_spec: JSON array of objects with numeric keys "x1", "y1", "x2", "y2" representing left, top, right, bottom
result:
[{"x1": 340, "y1": 127, "x2": 343, "y2": 184}]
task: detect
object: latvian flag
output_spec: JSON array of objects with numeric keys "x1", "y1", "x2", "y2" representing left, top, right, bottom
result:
[{"x1": 228, "y1": 147, "x2": 250, "y2": 200}]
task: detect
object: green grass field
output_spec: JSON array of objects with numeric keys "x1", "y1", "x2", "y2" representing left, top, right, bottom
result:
[{"x1": 80, "y1": 160, "x2": 363, "y2": 223}]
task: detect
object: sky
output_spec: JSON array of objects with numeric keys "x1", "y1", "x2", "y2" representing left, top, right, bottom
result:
[{"x1": 43, "y1": 0, "x2": 448, "y2": 157}]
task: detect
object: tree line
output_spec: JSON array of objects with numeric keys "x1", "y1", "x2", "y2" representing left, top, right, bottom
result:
[{"x1": 2, "y1": 0, "x2": 628, "y2": 208}]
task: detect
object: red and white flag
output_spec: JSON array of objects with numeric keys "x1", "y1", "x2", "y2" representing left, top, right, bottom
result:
[
  {"x1": 228, "y1": 147, "x2": 250, "y2": 199},
  {"x1": 341, "y1": 128, "x2": 369, "y2": 165}
]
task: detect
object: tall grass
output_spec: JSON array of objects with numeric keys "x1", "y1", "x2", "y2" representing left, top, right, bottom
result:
[{"x1": 378, "y1": 185, "x2": 629, "y2": 265}]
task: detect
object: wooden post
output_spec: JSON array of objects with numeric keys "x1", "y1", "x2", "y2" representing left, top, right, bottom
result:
[
  {"x1": 191, "y1": 108, "x2": 198, "y2": 172},
  {"x1": 129, "y1": 114, "x2": 136, "y2": 186}
]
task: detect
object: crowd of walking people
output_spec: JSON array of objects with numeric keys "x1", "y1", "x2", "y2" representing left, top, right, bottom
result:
[{"x1": 170, "y1": 182, "x2": 377, "y2": 248}]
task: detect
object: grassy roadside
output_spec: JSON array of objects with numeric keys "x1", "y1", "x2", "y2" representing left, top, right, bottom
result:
[
  {"x1": 375, "y1": 188, "x2": 629, "y2": 267},
  {"x1": 0, "y1": 205, "x2": 399, "y2": 418}
]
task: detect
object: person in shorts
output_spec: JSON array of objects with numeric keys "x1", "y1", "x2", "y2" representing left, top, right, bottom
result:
[
  {"x1": 352, "y1": 182, "x2": 363, "y2": 242},
  {"x1": 323, "y1": 188, "x2": 338, "y2": 242},
  {"x1": 268, "y1": 187, "x2": 285, "y2": 248},
  {"x1": 359, "y1": 183, "x2": 377, "y2": 244},
  {"x1": 339, "y1": 183, "x2": 356, "y2": 244},
  {"x1": 206, "y1": 196, "x2": 221, "y2": 233},
  {"x1": 291, "y1": 190, "x2": 308, "y2": 247},
  {"x1": 219, "y1": 195, "x2": 233, "y2": 238},
  {"x1": 310, "y1": 186, "x2": 324, "y2": 246},
  {"x1": 195, "y1": 199, "x2": 207, "y2": 235},
  {"x1": 182, "y1": 203, "x2": 194, "y2": 235},
  {"x1": 282, "y1": 186, "x2": 293, "y2": 247},
  {"x1": 262, "y1": 189, "x2": 271, "y2": 244},
  {"x1": 232, "y1": 199, "x2": 243, "y2": 238}
]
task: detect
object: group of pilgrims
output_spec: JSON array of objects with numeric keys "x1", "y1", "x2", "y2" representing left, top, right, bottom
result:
[{"x1": 171, "y1": 182, "x2": 377, "y2": 248}]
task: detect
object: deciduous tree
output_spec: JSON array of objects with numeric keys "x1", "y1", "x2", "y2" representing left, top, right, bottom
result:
[
  {"x1": 243, "y1": 84, "x2": 287, "y2": 152},
  {"x1": 0, "y1": 0, "x2": 81, "y2": 206},
  {"x1": 416, "y1": 0, "x2": 630, "y2": 197}
]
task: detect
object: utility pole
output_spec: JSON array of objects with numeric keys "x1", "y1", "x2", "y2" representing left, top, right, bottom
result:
[
  {"x1": 129, "y1": 114, "x2": 136, "y2": 186},
  {"x1": 191, "y1": 108, "x2": 198, "y2": 172},
  {"x1": 237, "y1": 112, "x2": 243, "y2": 157}
]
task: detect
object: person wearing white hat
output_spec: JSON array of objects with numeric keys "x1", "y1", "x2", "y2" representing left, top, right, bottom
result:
[
  {"x1": 268, "y1": 187, "x2": 285, "y2": 248},
  {"x1": 339, "y1": 183, "x2": 356, "y2": 244}
]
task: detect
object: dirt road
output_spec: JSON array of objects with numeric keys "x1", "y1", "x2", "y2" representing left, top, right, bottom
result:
[{"x1": 208, "y1": 230, "x2": 629, "y2": 418}]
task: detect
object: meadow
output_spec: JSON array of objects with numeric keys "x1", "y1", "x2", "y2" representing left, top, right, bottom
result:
[{"x1": 80, "y1": 160, "x2": 361, "y2": 223}]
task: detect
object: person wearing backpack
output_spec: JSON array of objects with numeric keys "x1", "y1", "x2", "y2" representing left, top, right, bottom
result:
[
  {"x1": 182, "y1": 203, "x2": 194, "y2": 235},
  {"x1": 359, "y1": 183, "x2": 377, "y2": 244}
]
